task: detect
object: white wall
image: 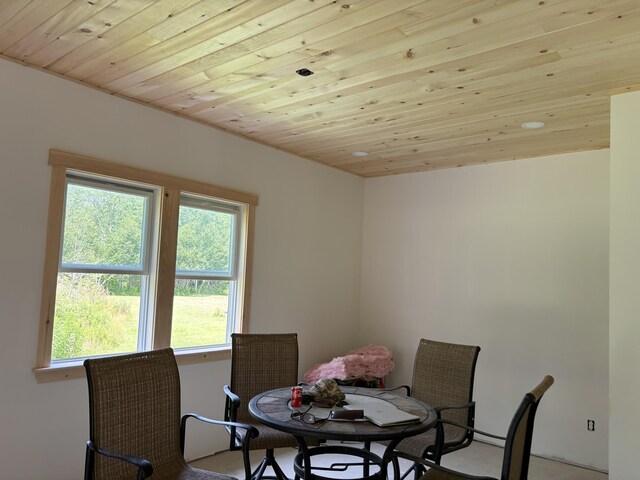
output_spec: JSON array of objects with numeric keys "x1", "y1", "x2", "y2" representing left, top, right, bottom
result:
[
  {"x1": 609, "y1": 91, "x2": 640, "y2": 480},
  {"x1": 360, "y1": 151, "x2": 609, "y2": 470},
  {"x1": 0, "y1": 59, "x2": 364, "y2": 480},
  {"x1": 0, "y1": 54, "x2": 617, "y2": 478}
]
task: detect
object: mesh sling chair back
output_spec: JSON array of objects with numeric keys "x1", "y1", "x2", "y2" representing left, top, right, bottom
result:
[
  {"x1": 224, "y1": 333, "x2": 317, "y2": 480},
  {"x1": 392, "y1": 339, "x2": 480, "y2": 479},
  {"x1": 84, "y1": 348, "x2": 257, "y2": 480},
  {"x1": 407, "y1": 375, "x2": 555, "y2": 480}
]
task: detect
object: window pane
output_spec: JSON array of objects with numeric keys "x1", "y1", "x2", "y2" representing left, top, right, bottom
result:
[
  {"x1": 171, "y1": 279, "x2": 229, "y2": 349},
  {"x1": 61, "y1": 182, "x2": 147, "y2": 269},
  {"x1": 176, "y1": 202, "x2": 234, "y2": 276},
  {"x1": 51, "y1": 273, "x2": 141, "y2": 360}
]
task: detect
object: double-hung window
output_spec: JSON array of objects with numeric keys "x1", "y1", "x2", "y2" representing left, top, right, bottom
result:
[
  {"x1": 172, "y1": 195, "x2": 242, "y2": 349},
  {"x1": 52, "y1": 175, "x2": 158, "y2": 360},
  {"x1": 35, "y1": 150, "x2": 258, "y2": 380}
]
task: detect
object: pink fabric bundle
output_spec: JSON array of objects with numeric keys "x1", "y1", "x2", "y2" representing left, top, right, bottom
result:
[{"x1": 303, "y1": 345, "x2": 395, "y2": 384}]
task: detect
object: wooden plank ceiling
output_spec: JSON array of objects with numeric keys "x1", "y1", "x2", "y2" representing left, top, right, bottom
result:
[{"x1": 1, "y1": 0, "x2": 639, "y2": 177}]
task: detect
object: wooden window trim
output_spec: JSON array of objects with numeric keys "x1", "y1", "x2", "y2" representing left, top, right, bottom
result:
[
  {"x1": 34, "y1": 150, "x2": 258, "y2": 382},
  {"x1": 48, "y1": 149, "x2": 259, "y2": 205},
  {"x1": 34, "y1": 349, "x2": 233, "y2": 383}
]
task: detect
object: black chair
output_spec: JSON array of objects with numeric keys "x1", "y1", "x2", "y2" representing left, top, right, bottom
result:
[
  {"x1": 84, "y1": 348, "x2": 257, "y2": 480},
  {"x1": 400, "y1": 375, "x2": 554, "y2": 480},
  {"x1": 390, "y1": 339, "x2": 481, "y2": 479},
  {"x1": 224, "y1": 333, "x2": 318, "y2": 480}
]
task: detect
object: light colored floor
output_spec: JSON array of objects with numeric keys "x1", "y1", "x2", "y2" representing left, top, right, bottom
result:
[{"x1": 191, "y1": 441, "x2": 607, "y2": 480}]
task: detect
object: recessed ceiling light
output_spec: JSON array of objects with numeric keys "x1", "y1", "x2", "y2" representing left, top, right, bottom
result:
[
  {"x1": 521, "y1": 121, "x2": 545, "y2": 129},
  {"x1": 296, "y1": 68, "x2": 314, "y2": 77},
  {"x1": 352, "y1": 151, "x2": 369, "y2": 157}
]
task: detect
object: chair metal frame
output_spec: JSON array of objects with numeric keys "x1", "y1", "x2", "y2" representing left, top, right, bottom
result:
[
  {"x1": 392, "y1": 339, "x2": 481, "y2": 480},
  {"x1": 84, "y1": 348, "x2": 257, "y2": 480},
  {"x1": 397, "y1": 375, "x2": 554, "y2": 480},
  {"x1": 224, "y1": 333, "x2": 305, "y2": 480}
]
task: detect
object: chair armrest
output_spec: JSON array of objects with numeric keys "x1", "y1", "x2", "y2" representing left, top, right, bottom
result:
[
  {"x1": 181, "y1": 414, "x2": 258, "y2": 480},
  {"x1": 437, "y1": 419, "x2": 507, "y2": 441},
  {"x1": 223, "y1": 385, "x2": 245, "y2": 452},
  {"x1": 181, "y1": 413, "x2": 259, "y2": 439},
  {"x1": 85, "y1": 441, "x2": 153, "y2": 479},
  {"x1": 395, "y1": 452, "x2": 498, "y2": 480},
  {"x1": 224, "y1": 385, "x2": 240, "y2": 422},
  {"x1": 180, "y1": 413, "x2": 259, "y2": 451},
  {"x1": 431, "y1": 401, "x2": 477, "y2": 463},
  {"x1": 381, "y1": 385, "x2": 411, "y2": 396},
  {"x1": 434, "y1": 401, "x2": 475, "y2": 414}
]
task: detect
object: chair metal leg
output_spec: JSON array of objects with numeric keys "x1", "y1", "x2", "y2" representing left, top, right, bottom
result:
[
  {"x1": 412, "y1": 463, "x2": 425, "y2": 480},
  {"x1": 363, "y1": 441, "x2": 371, "y2": 478},
  {"x1": 270, "y1": 457, "x2": 289, "y2": 480},
  {"x1": 252, "y1": 458, "x2": 269, "y2": 480},
  {"x1": 392, "y1": 462, "x2": 420, "y2": 480},
  {"x1": 390, "y1": 456, "x2": 401, "y2": 480},
  {"x1": 252, "y1": 449, "x2": 290, "y2": 480}
]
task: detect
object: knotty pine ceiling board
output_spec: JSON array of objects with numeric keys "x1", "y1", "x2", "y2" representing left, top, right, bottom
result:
[{"x1": 1, "y1": 0, "x2": 639, "y2": 177}]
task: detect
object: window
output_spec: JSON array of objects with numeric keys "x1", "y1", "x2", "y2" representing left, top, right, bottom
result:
[
  {"x1": 171, "y1": 195, "x2": 241, "y2": 349},
  {"x1": 52, "y1": 176, "x2": 157, "y2": 360},
  {"x1": 35, "y1": 150, "x2": 258, "y2": 379}
]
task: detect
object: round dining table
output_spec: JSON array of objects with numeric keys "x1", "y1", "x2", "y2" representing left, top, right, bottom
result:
[{"x1": 249, "y1": 386, "x2": 437, "y2": 480}]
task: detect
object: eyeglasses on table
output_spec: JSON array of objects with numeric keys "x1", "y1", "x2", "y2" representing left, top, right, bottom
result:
[{"x1": 290, "y1": 407, "x2": 328, "y2": 425}]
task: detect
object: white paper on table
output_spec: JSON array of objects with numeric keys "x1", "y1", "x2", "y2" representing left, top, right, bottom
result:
[{"x1": 343, "y1": 394, "x2": 419, "y2": 427}]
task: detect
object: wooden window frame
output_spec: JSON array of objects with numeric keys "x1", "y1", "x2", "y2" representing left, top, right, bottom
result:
[{"x1": 34, "y1": 150, "x2": 258, "y2": 382}]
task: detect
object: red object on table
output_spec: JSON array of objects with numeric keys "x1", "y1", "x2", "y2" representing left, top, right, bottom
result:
[{"x1": 291, "y1": 386, "x2": 302, "y2": 408}]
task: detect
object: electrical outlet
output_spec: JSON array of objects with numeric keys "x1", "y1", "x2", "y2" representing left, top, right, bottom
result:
[{"x1": 587, "y1": 419, "x2": 595, "y2": 431}]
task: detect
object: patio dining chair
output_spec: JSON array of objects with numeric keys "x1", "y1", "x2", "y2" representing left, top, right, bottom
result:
[
  {"x1": 224, "y1": 333, "x2": 318, "y2": 480},
  {"x1": 390, "y1": 339, "x2": 481, "y2": 479},
  {"x1": 400, "y1": 375, "x2": 554, "y2": 480},
  {"x1": 84, "y1": 348, "x2": 257, "y2": 480}
]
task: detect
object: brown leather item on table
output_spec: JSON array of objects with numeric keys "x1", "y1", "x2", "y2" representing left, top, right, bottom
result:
[{"x1": 329, "y1": 409, "x2": 365, "y2": 420}]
